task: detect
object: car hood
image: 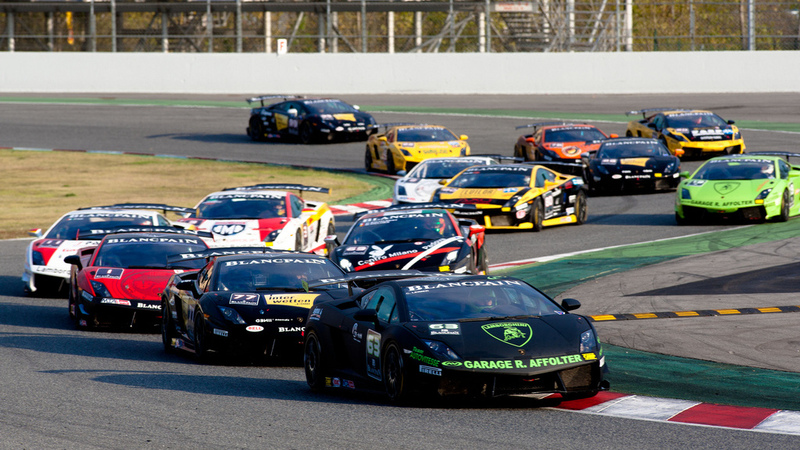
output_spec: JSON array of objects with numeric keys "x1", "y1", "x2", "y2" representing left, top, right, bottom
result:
[
  {"x1": 89, "y1": 267, "x2": 182, "y2": 301},
  {"x1": 545, "y1": 140, "x2": 603, "y2": 159},
  {"x1": 407, "y1": 314, "x2": 597, "y2": 374},
  {"x1": 334, "y1": 238, "x2": 465, "y2": 272},
  {"x1": 178, "y1": 217, "x2": 290, "y2": 242},
  {"x1": 682, "y1": 178, "x2": 778, "y2": 203}
]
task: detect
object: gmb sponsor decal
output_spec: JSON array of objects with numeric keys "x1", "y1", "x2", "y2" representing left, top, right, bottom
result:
[
  {"x1": 440, "y1": 354, "x2": 594, "y2": 370},
  {"x1": 481, "y1": 322, "x2": 532, "y2": 347}
]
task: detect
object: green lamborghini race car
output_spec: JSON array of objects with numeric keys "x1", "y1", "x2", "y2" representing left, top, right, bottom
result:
[{"x1": 675, "y1": 152, "x2": 800, "y2": 225}]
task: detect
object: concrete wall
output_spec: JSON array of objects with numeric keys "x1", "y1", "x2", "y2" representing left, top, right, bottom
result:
[{"x1": 1, "y1": 51, "x2": 799, "y2": 94}]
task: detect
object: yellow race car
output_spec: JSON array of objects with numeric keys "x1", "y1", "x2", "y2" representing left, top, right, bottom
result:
[
  {"x1": 431, "y1": 163, "x2": 587, "y2": 231},
  {"x1": 365, "y1": 123, "x2": 470, "y2": 174},
  {"x1": 625, "y1": 108, "x2": 745, "y2": 159}
]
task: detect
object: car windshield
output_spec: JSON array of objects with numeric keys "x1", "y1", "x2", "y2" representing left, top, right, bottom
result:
[
  {"x1": 402, "y1": 279, "x2": 563, "y2": 321},
  {"x1": 448, "y1": 168, "x2": 532, "y2": 188},
  {"x1": 396, "y1": 127, "x2": 458, "y2": 142},
  {"x1": 194, "y1": 195, "x2": 286, "y2": 219},
  {"x1": 410, "y1": 159, "x2": 488, "y2": 179},
  {"x1": 93, "y1": 237, "x2": 208, "y2": 269},
  {"x1": 345, "y1": 211, "x2": 457, "y2": 245},
  {"x1": 665, "y1": 113, "x2": 728, "y2": 128},
  {"x1": 214, "y1": 257, "x2": 344, "y2": 291},
  {"x1": 545, "y1": 127, "x2": 606, "y2": 142},
  {"x1": 303, "y1": 100, "x2": 358, "y2": 114},
  {"x1": 692, "y1": 159, "x2": 776, "y2": 180},
  {"x1": 597, "y1": 142, "x2": 670, "y2": 158},
  {"x1": 45, "y1": 213, "x2": 156, "y2": 240}
]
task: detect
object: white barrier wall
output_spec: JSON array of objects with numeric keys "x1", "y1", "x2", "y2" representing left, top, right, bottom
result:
[{"x1": 1, "y1": 51, "x2": 799, "y2": 94}]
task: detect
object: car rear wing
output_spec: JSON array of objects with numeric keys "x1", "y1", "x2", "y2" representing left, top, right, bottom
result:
[
  {"x1": 522, "y1": 161, "x2": 585, "y2": 176},
  {"x1": 166, "y1": 246, "x2": 287, "y2": 264},
  {"x1": 743, "y1": 151, "x2": 800, "y2": 160},
  {"x1": 515, "y1": 122, "x2": 577, "y2": 130},
  {"x1": 353, "y1": 202, "x2": 478, "y2": 220},
  {"x1": 223, "y1": 184, "x2": 330, "y2": 194},
  {"x1": 79, "y1": 203, "x2": 195, "y2": 215},
  {"x1": 309, "y1": 270, "x2": 432, "y2": 295},
  {"x1": 469, "y1": 154, "x2": 525, "y2": 163},
  {"x1": 625, "y1": 108, "x2": 690, "y2": 119},
  {"x1": 77, "y1": 226, "x2": 214, "y2": 241},
  {"x1": 246, "y1": 95, "x2": 305, "y2": 106}
]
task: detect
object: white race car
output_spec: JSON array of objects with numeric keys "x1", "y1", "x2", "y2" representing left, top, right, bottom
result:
[
  {"x1": 23, "y1": 203, "x2": 188, "y2": 294},
  {"x1": 393, "y1": 156, "x2": 500, "y2": 204},
  {"x1": 176, "y1": 184, "x2": 335, "y2": 254}
]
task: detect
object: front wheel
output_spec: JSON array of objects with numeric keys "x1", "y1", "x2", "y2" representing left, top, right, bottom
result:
[
  {"x1": 365, "y1": 146, "x2": 375, "y2": 171},
  {"x1": 161, "y1": 299, "x2": 177, "y2": 354},
  {"x1": 574, "y1": 191, "x2": 588, "y2": 225},
  {"x1": 383, "y1": 343, "x2": 408, "y2": 402},
  {"x1": 304, "y1": 331, "x2": 326, "y2": 392},
  {"x1": 193, "y1": 314, "x2": 209, "y2": 363},
  {"x1": 386, "y1": 153, "x2": 397, "y2": 175},
  {"x1": 529, "y1": 198, "x2": 544, "y2": 232},
  {"x1": 300, "y1": 122, "x2": 316, "y2": 145},
  {"x1": 778, "y1": 190, "x2": 791, "y2": 222}
]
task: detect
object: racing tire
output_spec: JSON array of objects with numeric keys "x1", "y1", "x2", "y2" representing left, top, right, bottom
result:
[
  {"x1": 383, "y1": 343, "x2": 409, "y2": 403},
  {"x1": 161, "y1": 299, "x2": 177, "y2": 354},
  {"x1": 304, "y1": 331, "x2": 326, "y2": 392},
  {"x1": 386, "y1": 154, "x2": 397, "y2": 175},
  {"x1": 365, "y1": 146, "x2": 375, "y2": 172},
  {"x1": 248, "y1": 116, "x2": 266, "y2": 142},
  {"x1": 299, "y1": 122, "x2": 316, "y2": 145},
  {"x1": 74, "y1": 301, "x2": 95, "y2": 330},
  {"x1": 530, "y1": 198, "x2": 544, "y2": 232},
  {"x1": 478, "y1": 248, "x2": 489, "y2": 275},
  {"x1": 778, "y1": 190, "x2": 791, "y2": 222},
  {"x1": 675, "y1": 212, "x2": 690, "y2": 226},
  {"x1": 67, "y1": 281, "x2": 78, "y2": 321},
  {"x1": 193, "y1": 314, "x2": 209, "y2": 363},
  {"x1": 574, "y1": 191, "x2": 588, "y2": 225},
  {"x1": 295, "y1": 232, "x2": 303, "y2": 252},
  {"x1": 625, "y1": 130, "x2": 633, "y2": 137}
]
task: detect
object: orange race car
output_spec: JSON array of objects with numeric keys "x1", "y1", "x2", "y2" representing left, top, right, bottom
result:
[{"x1": 513, "y1": 122, "x2": 618, "y2": 164}]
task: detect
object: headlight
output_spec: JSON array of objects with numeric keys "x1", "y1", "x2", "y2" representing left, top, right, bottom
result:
[
  {"x1": 397, "y1": 185, "x2": 408, "y2": 196},
  {"x1": 423, "y1": 339, "x2": 460, "y2": 360},
  {"x1": 596, "y1": 165, "x2": 609, "y2": 175},
  {"x1": 218, "y1": 306, "x2": 247, "y2": 324},
  {"x1": 31, "y1": 250, "x2": 45, "y2": 266},
  {"x1": 90, "y1": 280, "x2": 112, "y2": 298},
  {"x1": 755, "y1": 189, "x2": 772, "y2": 201},
  {"x1": 734, "y1": 131, "x2": 742, "y2": 140},
  {"x1": 666, "y1": 131, "x2": 689, "y2": 142},
  {"x1": 460, "y1": 148, "x2": 468, "y2": 156},
  {"x1": 664, "y1": 162, "x2": 678, "y2": 173},
  {"x1": 579, "y1": 329, "x2": 598, "y2": 353},
  {"x1": 514, "y1": 202, "x2": 530, "y2": 212},
  {"x1": 265, "y1": 230, "x2": 280, "y2": 243},
  {"x1": 444, "y1": 250, "x2": 459, "y2": 263},
  {"x1": 681, "y1": 188, "x2": 692, "y2": 200},
  {"x1": 401, "y1": 149, "x2": 412, "y2": 157}
]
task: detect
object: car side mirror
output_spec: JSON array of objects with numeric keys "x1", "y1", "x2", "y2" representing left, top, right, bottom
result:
[
  {"x1": 396, "y1": 170, "x2": 407, "y2": 177},
  {"x1": 378, "y1": 136, "x2": 388, "y2": 142},
  {"x1": 176, "y1": 279, "x2": 195, "y2": 291},
  {"x1": 288, "y1": 108, "x2": 298, "y2": 117},
  {"x1": 460, "y1": 134, "x2": 469, "y2": 141},
  {"x1": 438, "y1": 179, "x2": 449, "y2": 185},
  {"x1": 64, "y1": 254, "x2": 82, "y2": 270},
  {"x1": 561, "y1": 298, "x2": 581, "y2": 311},
  {"x1": 608, "y1": 134, "x2": 619, "y2": 138},
  {"x1": 324, "y1": 235, "x2": 340, "y2": 247},
  {"x1": 353, "y1": 105, "x2": 361, "y2": 111},
  {"x1": 353, "y1": 308, "x2": 379, "y2": 324},
  {"x1": 727, "y1": 120, "x2": 735, "y2": 125},
  {"x1": 680, "y1": 171, "x2": 691, "y2": 178},
  {"x1": 468, "y1": 224, "x2": 485, "y2": 237},
  {"x1": 675, "y1": 149, "x2": 685, "y2": 158},
  {"x1": 647, "y1": 123, "x2": 657, "y2": 129},
  {"x1": 28, "y1": 228, "x2": 43, "y2": 238}
]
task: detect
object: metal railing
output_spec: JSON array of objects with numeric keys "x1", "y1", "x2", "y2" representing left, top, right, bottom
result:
[{"x1": 1, "y1": 1, "x2": 798, "y2": 52}]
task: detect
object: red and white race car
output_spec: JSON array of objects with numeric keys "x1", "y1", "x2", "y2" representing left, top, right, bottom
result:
[
  {"x1": 176, "y1": 184, "x2": 335, "y2": 254},
  {"x1": 23, "y1": 203, "x2": 191, "y2": 295}
]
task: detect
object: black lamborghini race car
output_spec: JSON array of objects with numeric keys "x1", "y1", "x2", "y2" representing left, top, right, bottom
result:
[
  {"x1": 161, "y1": 249, "x2": 349, "y2": 363},
  {"x1": 246, "y1": 95, "x2": 377, "y2": 144},
  {"x1": 581, "y1": 138, "x2": 682, "y2": 193},
  {"x1": 303, "y1": 274, "x2": 608, "y2": 402},
  {"x1": 325, "y1": 204, "x2": 488, "y2": 275}
]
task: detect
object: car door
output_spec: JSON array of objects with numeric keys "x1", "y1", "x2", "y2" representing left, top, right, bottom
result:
[
  {"x1": 345, "y1": 286, "x2": 399, "y2": 382},
  {"x1": 535, "y1": 168, "x2": 564, "y2": 219}
]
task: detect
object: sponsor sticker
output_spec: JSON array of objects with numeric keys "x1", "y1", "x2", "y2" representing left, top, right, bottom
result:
[
  {"x1": 230, "y1": 293, "x2": 259, "y2": 306},
  {"x1": 95, "y1": 268, "x2": 124, "y2": 279},
  {"x1": 246, "y1": 325, "x2": 264, "y2": 332},
  {"x1": 481, "y1": 322, "x2": 532, "y2": 347}
]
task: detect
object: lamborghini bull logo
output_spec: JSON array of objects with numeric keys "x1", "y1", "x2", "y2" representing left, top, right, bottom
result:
[
  {"x1": 481, "y1": 322, "x2": 532, "y2": 348},
  {"x1": 713, "y1": 181, "x2": 740, "y2": 195}
]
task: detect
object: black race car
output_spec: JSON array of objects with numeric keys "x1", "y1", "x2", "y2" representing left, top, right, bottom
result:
[
  {"x1": 325, "y1": 204, "x2": 488, "y2": 275},
  {"x1": 246, "y1": 95, "x2": 378, "y2": 144},
  {"x1": 303, "y1": 274, "x2": 608, "y2": 402},
  {"x1": 160, "y1": 249, "x2": 350, "y2": 363},
  {"x1": 581, "y1": 138, "x2": 682, "y2": 193}
]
